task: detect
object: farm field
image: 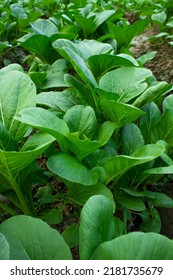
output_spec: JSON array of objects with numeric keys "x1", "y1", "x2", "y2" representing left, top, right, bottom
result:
[{"x1": 1, "y1": 0, "x2": 173, "y2": 260}]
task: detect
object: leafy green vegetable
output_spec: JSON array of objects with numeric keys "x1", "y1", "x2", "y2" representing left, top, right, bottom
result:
[{"x1": 0, "y1": 216, "x2": 72, "y2": 260}]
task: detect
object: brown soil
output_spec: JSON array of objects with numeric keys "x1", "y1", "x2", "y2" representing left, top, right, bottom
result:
[{"x1": 130, "y1": 26, "x2": 173, "y2": 84}]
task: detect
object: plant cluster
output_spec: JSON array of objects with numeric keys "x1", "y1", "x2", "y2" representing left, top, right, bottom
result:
[{"x1": 0, "y1": 0, "x2": 173, "y2": 260}]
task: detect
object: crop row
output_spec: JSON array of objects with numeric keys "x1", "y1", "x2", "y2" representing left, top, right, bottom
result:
[{"x1": 0, "y1": 0, "x2": 173, "y2": 260}]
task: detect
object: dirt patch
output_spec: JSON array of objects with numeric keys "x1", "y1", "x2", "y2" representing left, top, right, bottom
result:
[{"x1": 130, "y1": 26, "x2": 173, "y2": 84}]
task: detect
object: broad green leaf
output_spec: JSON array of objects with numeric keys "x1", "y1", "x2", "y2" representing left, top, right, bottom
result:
[
  {"x1": 103, "y1": 144, "x2": 164, "y2": 184},
  {"x1": 47, "y1": 153, "x2": 99, "y2": 186},
  {"x1": 62, "y1": 224, "x2": 79, "y2": 248},
  {"x1": 99, "y1": 67, "x2": 151, "y2": 102},
  {"x1": 15, "y1": 107, "x2": 69, "y2": 141},
  {"x1": 133, "y1": 82, "x2": 171, "y2": 108},
  {"x1": 92, "y1": 232, "x2": 173, "y2": 260},
  {"x1": 140, "y1": 102, "x2": 161, "y2": 144},
  {"x1": 146, "y1": 192, "x2": 173, "y2": 208},
  {"x1": 31, "y1": 19, "x2": 59, "y2": 37},
  {"x1": 66, "y1": 132, "x2": 100, "y2": 160},
  {"x1": 36, "y1": 90, "x2": 79, "y2": 112},
  {"x1": 144, "y1": 165, "x2": 173, "y2": 175},
  {"x1": 19, "y1": 34, "x2": 58, "y2": 64},
  {"x1": 53, "y1": 39, "x2": 112, "y2": 61},
  {"x1": 97, "y1": 121, "x2": 120, "y2": 146},
  {"x1": 0, "y1": 121, "x2": 18, "y2": 151},
  {"x1": 114, "y1": 217, "x2": 126, "y2": 237},
  {"x1": 101, "y1": 100, "x2": 144, "y2": 124},
  {"x1": 79, "y1": 195, "x2": 115, "y2": 260},
  {"x1": 67, "y1": 183, "x2": 114, "y2": 206},
  {"x1": 121, "y1": 189, "x2": 173, "y2": 207},
  {"x1": 121, "y1": 124, "x2": 144, "y2": 155},
  {"x1": 64, "y1": 105, "x2": 97, "y2": 138},
  {"x1": 61, "y1": 47, "x2": 97, "y2": 87},
  {"x1": 0, "y1": 233, "x2": 9, "y2": 260},
  {"x1": 151, "y1": 109, "x2": 173, "y2": 145},
  {"x1": 140, "y1": 209, "x2": 161, "y2": 233},
  {"x1": 116, "y1": 192, "x2": 145, "y2": 211},
  {"x1": 87, "y1": 54, "x2": 139, "y2": 80},
  {"x1": 64, "y1": 74, "x2": 94, "y2": 106},
  {"x1": 108, "y1": 19, "x2": 149, "y2": 49},
  {"x1": 0, "y1": 216, "x2": 72, "y2": 260},
  {"x1": 75, "y1": 15, "x2": 96, "y2": 37},
  {"x1": 75, "y1": 40, "x2": 113, "y2": 60},
  {"x1": 10, "y1": 4, "x2": 27, "y2": 19},
  {"x1": 0, "y1": 71, "x2": 36, "y2": 141},
  {"x1": 151, "y1": 11, "x2": 167, "y2": 25},
  {"x1": 163, "y1": 94, "x2": 173, "y2": 112},
  {"x1": 137, "y1": 51, "x2": 157, "y2": 66},
  {"x1": 42, "y1": 209, "x2": 63, "y2": 225},
  {"x1": 38, "y1": 59, "x2": 69, "y2": 89},
  {"x1": 94, "y1": 10, "x2": 115, "y2": 27},
  {"x1": 0, "y1": 63, "x2": 23, "y2": 74},
  {"x1": 0, "y1": 132, "x2": 55, "y2": 191}
]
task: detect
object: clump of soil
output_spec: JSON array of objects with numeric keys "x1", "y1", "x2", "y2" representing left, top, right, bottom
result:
[{"x1": 0, "y1": 47, "x2": 29, "y2": 71}]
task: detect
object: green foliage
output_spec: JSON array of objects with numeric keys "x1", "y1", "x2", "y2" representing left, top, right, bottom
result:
[{"x1": 0, "y1": 0, "x2": 173, "y2": 261}]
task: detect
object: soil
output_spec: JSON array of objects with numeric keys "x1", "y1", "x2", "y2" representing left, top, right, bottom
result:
[{"x1": 130, "y1": 26, "x2": 173, "y2": 84}]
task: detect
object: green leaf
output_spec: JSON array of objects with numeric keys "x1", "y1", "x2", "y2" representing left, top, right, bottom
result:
[
  {"x1": 140, "y1": 209, "x2": 161, "y2": 233},
  {"x1": 19, "y1": 34, "x2": 58, "y2": 64},
  {"x1": 47, "y1": 153, "x2": 99, "y2": 186},
  {"x1": 121, "y1": 124, "x2": 144, "y2": 155},
  {"x1": 151, "y1": 11, "x2": 167, "y2": 25},
  {"x1": 151, "y1": 109, "x2": 173, "y2": 145},
  {"x1": 163, "y1": 94, "x2": 173, "y2": 112},
  {"x1": 116, "y1": 192, "x2": 145, "y2": 211},
  {"x1": 67, "y1": 183, "x2": 113, "y2": 206},
  {"x1": 64, "y1": 105, "x2": 97, "y2": 138},
  {"x1": 108, "y1": 19, "x2": 149, "y2": 49},
  {"x1": 114, "y1": 217, "x2": 126, "y2": 237},
  {"x1": 42, "y1": 209, "x2": 63, "y2": 225},
  {"x1": 0, "y1": 121, "x2": 18, "y2": 151},
  {"x1": 94, "y1": 10, "x2": 115, "y2": 27},
  {"x1": 15, "y1": 107, "x2": 69, "y2": 141},
  {"x1": 0, "y1": 233, "x2": 9, "y2": 260},
  {"x1": 133, "y1": 82, "x2": 171, "y2": 108},
  {"x1": 0, "y1": 215, "x2": 72, "y2": 260},
  {"x1": 31, "y1": 59, "x2": 69, "y2": 89},
  {"x1": 140, "y1": 102, "x2": 161, "y2": 144},
  {"x1": 99, "y1": 67, "x2": 151, "y2": 102},
  {"x1": 31, "y1": 19, "x2": 59, "y2": 37},
  {"x1": 92, "y1": 232, "x2": 173, "y2": 260},
  {"x1": 62, "y1": 224, "x2": 79, "y2": 248},
  {"x1": 36, "y1": 89, "x2": 79, "y2": 112},
  {"x1": 97, "y1": 121, "x2": 120, "y2": 146},
  {"x1": 0, "y1": 132, "x2": 55, "y2": 191},
  {"x1": 41, "y1": 59, "x2": 68, "y2": 89},
  {"x1": 79, "y1": 195, "x2": 115, "y2": 260},
  {"x1": 103, "y1": 144, "x2": 164, "y2": 184},
  {"x1": 75, "y1": 15, "x2": 96, "y2": 37},
  {"x1": 144, "y1": 165, "x2": 173, "y2": 175},
  {"x1": 61, "y1": 47, "x2": 97, "y2": 87},
  {"x1": 53, "y1": 39, "x2": 99, "y2": 86},
  {"x1": 0, "y1": 63, "x2": 23, "y2": 74},
  {"x1": 66, "y1": 132, "x2": 100, "y2": 160},
  {"x1": 137, "y1": 51, "x2": 157, "y2": 66},
  {"x1": 87, "y1": 54, "x2": 139, "y2": 80},
  {"x1": 101, "y1": 100, "x2": 144, "y2": 124},
  {"x1": 0, "y1": 70, "x2": 36, "y2": 141}
]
